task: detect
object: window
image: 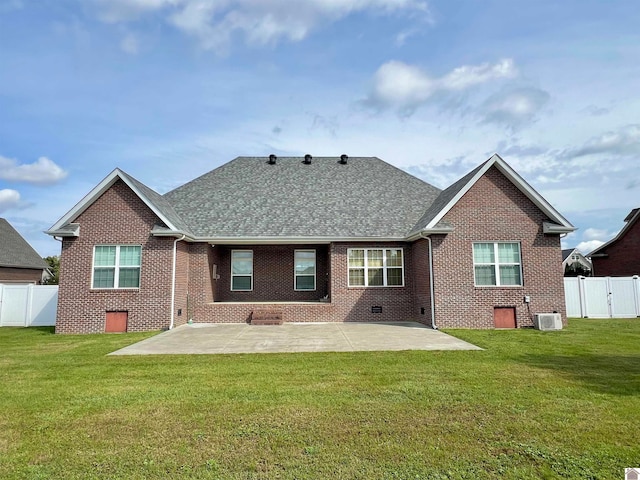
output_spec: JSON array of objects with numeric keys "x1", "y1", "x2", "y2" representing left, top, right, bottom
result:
[
  {"x1": 92, "y1": 245, "x2": 141, "y2": 289},
  {"x1": 473, "y1": 242, "x2": 522, "y2": 286},
  {"x1": 231, "y1": 250, "x2": 253, "y2": 291},
  {"x1": 294, "y1": 250, "x2": 316, "y2": 291},
  {"x1": 347, "y1": 248, "x2": 404, "y2": 287}
]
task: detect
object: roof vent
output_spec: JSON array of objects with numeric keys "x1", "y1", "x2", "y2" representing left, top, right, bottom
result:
[
  {"x1": 303, "y1": 154, "x2": 312, "y2": 165},
  {"x1": 268, "y1": 154, "x2": 277, "y2": 165},
  {"x1": 339, "y1": 154, "x2": 348, "y2": 165}
]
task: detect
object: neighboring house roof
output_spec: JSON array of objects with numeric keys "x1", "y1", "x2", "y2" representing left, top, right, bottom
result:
[
  {"x1": 561, "y1": 248, "x2": 592, "y2": 268},
  {"x1": 0, "y1": 218, "x2": 48, "y2": 269},
  {"x1": 47, "y1": 154, "x2": 575, "y2": 243},
  {"x1": 588, "y1": 208, "x2": 640, "y2": 258}
]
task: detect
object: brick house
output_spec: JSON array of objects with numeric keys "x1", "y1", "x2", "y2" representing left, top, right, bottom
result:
[
  {"x1": 588, "y1": 208, "x2": 640, "y2": 276},
  {"x1": 0, "y1": 218, "x2": 49, "y2": 285},
  {"x1": 46, "y1": 154, "x2": 574, "y2": 334}
]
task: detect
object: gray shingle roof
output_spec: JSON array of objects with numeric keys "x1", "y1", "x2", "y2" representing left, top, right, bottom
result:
[
  {"x1": 561, "y1": 248, "x2": 574, "y2": 262},
  {"x1": 164, "y1": 157, "x2": 442, "y2": 238},
  {"x1": 0, "y1": 218, "x2": 48, "y2": 269}
]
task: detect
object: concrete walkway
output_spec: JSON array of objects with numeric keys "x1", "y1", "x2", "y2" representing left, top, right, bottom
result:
[{"x1": 109, "y1": 322, "x2": 482, "y2": 355}]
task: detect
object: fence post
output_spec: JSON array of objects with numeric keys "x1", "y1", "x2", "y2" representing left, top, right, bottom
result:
[
  {"x1": 578, "y1": 276, "x2": 587, "y2": 318},
  {"x1": 634, "y1": 276, "x2": 640, "y2": 317},
  {"x1": 26, "y1": 284, "x2": 34, "y2": 327}
]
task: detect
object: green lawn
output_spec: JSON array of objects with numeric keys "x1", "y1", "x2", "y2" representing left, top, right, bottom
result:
[{"x1": 1, "y1": 320, "x2": 639, "y2": 479}]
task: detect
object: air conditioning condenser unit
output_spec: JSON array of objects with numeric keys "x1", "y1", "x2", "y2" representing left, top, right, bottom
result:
[{"x1": 534, "y1": 313, "x2": 563, "y2": 331}]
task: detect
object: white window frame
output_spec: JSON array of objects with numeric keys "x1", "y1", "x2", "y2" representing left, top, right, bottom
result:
[
  {"x1": 347, "y1": 248, "x2": 404, "y2": 287},
  {"x1": 294, "y1": 249, "x2": 316, "y2": 291},
  {"x1": 231, "y1": 250, "x2": 253, "y2": 291},
  {"x1": 472, "y1": 242, "x2": 523, "y2": 287},
  {"x1": 91, "y1": 245, "x2": 141, "y2": 289}
]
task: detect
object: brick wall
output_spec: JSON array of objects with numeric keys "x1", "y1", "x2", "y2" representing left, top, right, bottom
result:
[
  {"x1": 411, "y1": 239, "x2": 432, "y2": 325},
  {"x1": 56, "y1": 180, "x2": 175, "y2": 333},
  {"x1": 172, "y1": 240, "x2": 190, "y2": 327},
  {"x1": 0, "y1": 267, "x2": 44, "y2": 284},
  {"x1": 431, "y1": 166, "x2": 566, "y2": 328},
  {"x1": 215, "y1": 245, "x2": 330, "y2": 302},
  {"x1": 591, "y1": 218, "x2": 640, "y2": 276}
]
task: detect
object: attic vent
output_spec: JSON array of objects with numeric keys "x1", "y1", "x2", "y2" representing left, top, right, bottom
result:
[
  {"x1": 339, "y1": 154, "x2": 348, "y2": 164},
  {"x1": 268, "y1": 154, "x2": 277, "y2": 165},
  {"x1": 303, "y1": 154, "x2": 312, "y2": 164}
]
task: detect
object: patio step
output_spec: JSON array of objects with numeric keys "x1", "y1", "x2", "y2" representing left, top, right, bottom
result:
[{"x1": 250, "y1": 309, "x2": 284, "y2": 326}]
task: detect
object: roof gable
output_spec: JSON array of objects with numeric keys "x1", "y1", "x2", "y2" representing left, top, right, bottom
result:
[
  {"x1": 588, "y1": 208, "x2": 640, "y2": 257},
  {"x1": 410, "y1": 154, "x2": 575, "y2": 236},
  {"x1": 562, "y1": 248, "x2": 575, "y2": 262},
  {"x1": 46, "y1": 169, "x2": 192, "y2": 237},
  {"x1": 0, "y1": 218, "x2": 48, "y2": 269}
]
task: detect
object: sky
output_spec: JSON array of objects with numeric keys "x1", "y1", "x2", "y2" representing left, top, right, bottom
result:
[{"x1": 1, "y1": 0, "x2": 639, "y2": 258}]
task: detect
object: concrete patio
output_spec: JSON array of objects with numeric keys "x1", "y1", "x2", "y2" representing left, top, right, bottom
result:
[{"x1": 109, "y1": 321, "x2": 482, "y2": 355}]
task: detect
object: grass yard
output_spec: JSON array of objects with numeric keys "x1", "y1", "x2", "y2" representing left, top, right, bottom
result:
[{"x1": 1, "y1": 319, "x2": 639, "y2": 479}]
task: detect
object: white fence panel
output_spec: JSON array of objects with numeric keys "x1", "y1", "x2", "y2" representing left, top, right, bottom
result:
[
  {"x1": 27, "y1": 286, "x2": 58, "y2": 326},
  {"x1": 0, "y1": 285, "x2": 30, "y2": 326},
  {"x1": 609, "y1": 277, "x2": 638, "y2": 318},
  {"x1": 564, "y1": 277, "x2": 582, "y2": 317},
  {"x1": 0, "y1": 284, "x2": 58, "y2": 327},
  {"x1": 564, "y1": 276, "x2": 640, "y2": 318},
  {"x1": 582, "y1": 278, "x2": 611, "y2": 318}
]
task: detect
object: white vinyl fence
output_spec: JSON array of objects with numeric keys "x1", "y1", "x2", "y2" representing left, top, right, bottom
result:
[
  {"x1": 564, "y1": 276, "x2": 640, "y2": 318},
  {"x1": 0, "y1": 284, "x2": 58, "y2": 327}
]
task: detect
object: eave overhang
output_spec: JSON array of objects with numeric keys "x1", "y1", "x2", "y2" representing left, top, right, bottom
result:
[
  {"x1": 405, "y1": 227, "x2": 455, "y2": 241},
  {"x1": 44, "y1": 223, "x2": 80, "y2": 237},
  {"x1": 543, "y1": 221, "x2": 576, "y2": 234},
  {"x1": 150, "y1": 231, "x2": 409, "y2": 245}
]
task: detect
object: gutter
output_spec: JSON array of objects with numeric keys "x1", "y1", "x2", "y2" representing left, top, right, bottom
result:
[
  {"x1": 169, "y1": 234, "x2": 186, "y2": 330},
  {"x1": 419, "y1": 232, "x2": 438, "y2": 330}
]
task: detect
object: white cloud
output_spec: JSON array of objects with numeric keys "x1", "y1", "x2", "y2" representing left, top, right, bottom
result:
[
  {"x1": 440, "y1": 59, "x2": 516, "y2": 91},
  {"x1": 120, "y1": 32, "x2": 139, "y2": 54},
  {"x1": 583, "y1": 227, "x2": 610, "y2": 241},
  {"x1": 576, "y1": 240, "x2": 604, "y2": 255},
  {"x1": 395, "y1": 28, "x2": 420, "y2": 46},
  {"x1": 0, "y1": 156, "x2": 68, "y2": 185},
  {"x1": 93, "y1": 0, "x2": 430, "y2": 52},
  {"x1": 480, "y1": 86, "x2": 550, "y2": 129},
  {"x1": 582, "y1": 105, "x2": 610, "y2": 117},
  {"x1": 0, "y1": 189, "x2": 21, "y2": 213},
  {"x1": 569, "y1": 124, "x2": 640, "y2": 158},
  {"x1": 94, "y1": 0, "x2": 179, "y2": 23},
  {"x1": 364, "y1": 58, "x2": 516, "y2": 115}
]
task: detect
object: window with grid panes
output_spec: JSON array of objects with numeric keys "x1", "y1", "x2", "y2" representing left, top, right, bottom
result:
[{"x1": 347, "y1": 248, "x2": 404, "y2": 287}]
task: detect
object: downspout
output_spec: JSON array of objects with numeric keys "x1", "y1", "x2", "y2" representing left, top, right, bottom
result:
[
  {"x1": 420, "y1": 232, "x2": 437, "y2": 330},
  {"x1": 169, "y1": 234, "x2": 186, "y2": 330}
]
